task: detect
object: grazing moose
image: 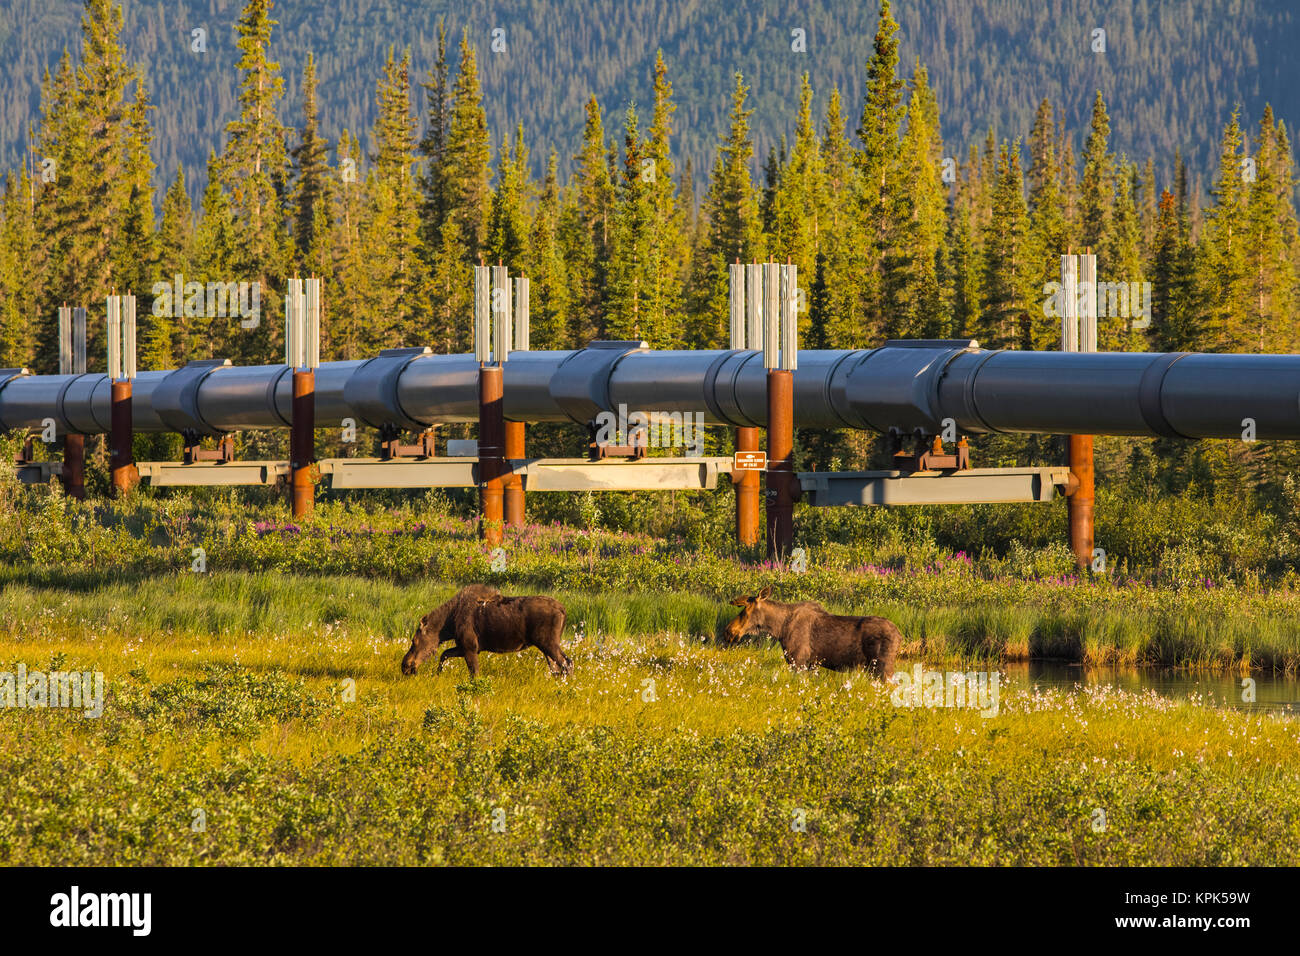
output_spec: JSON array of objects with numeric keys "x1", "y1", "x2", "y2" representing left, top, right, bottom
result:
[
  {"x1": 402, "y1": 584, "x2": 500, "y2": 676},
  {"x1": 723, "y1": 585, "x2": 902, "y2": 678},
  {"x1": 401, "y1": 585, "x2": 571, "y2": 678}
]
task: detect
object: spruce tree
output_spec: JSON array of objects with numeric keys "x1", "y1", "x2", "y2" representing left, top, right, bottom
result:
[
  {"x1": 1080, "y1": 90, "x2": 1113, "y2": 256},
  {"x1": 0, "y1": 171, "x2": 40, "y2": 369},
  {"x1": 855, "y1": 0, "x2": 906, "y2": 337},
  {"x1": 330, "y1": 129, "x2": 368, "y2": 359},
  {"x1": 1028, "y1": 98, "x2": 1068, "y2": 342},
  {"x1": 1150, "y1": 188, "x2": 1199, "y2": 352},
  {"x1": 362, "y1": 48, "x2": 426, "y2": 350},
  {"x1": 444, "y1": 30, "x2": 492, "y2": 264},
  {"x1": 76, "y1": 0, "x2": 135, "y2": 302},
  {"x1": 643, "y1": 50, "x2": 687, "y2": 346},
  {"x1": 808, "y1": 85, "x2": 864, "y2": 351},
  {"x1": 771, "y1": 74, "x2": 826, "y2": 302},
  {"x1": 151, "y1": 166, "x2": 193, "y2": 367},
  {"x1": 418, "y1": 20, "x2": 452, "y2": 250},
  {"x1": 1104, "y1": 159, "x2": 1145, "y2": 350},
  {"x1": 605, "y1": 105, "x2": 656, "y2": 342},
  {"x1": 219, "y1": 0, "x2": 291, "y2": 363},
  {"x1": 885, "y1": 62, "x2": 947, "y2": 339},
  {"x1": 191, "y1": 152, "x2": 237, "y2": 361},
  {"x1": 525, "y1": 150, "x2": 569, "y2": 349},
  {"x1": 114, "y1": 77, "x2": 156, "y2": 314},
  {"x1": 485, "y1": 125, "x2": 532, "y2": 273},
  {"x1": 1243, "y1": 105, "x2": 1300, "y2": 351},
  {"x1": 569, "y1": 96, "x2": 615, "y2": 345},
  {"x1": 290, "y1": 53, "x2": 333, "y2": 279},
  {"x1": 980, "y1": 141, "x2": 1034, "y2": 349},
  {"x1": 687, "y1": 72, "x2": 761, "y2": 348},
  {"x1": 1198, "y1": 109, "x2": 1251, "y2": 352}
]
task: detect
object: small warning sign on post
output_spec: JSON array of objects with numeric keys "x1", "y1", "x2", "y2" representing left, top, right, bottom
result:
[{"x1": 733, "y1": 451, "x2": 767, "y2": 471}]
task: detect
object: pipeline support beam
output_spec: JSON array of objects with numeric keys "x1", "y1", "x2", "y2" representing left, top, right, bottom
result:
[
  {"x1": 766, "y1": 369, "x2": 794, "y2": 561},
  {"x1": 290, "y1": 369, "x2": 315, "y2": 518},
  {"x1": 109, "y1": 380, "x2": 137, "y2": 496},
  {"x1": 735, "y1": 426, "x2": 761, "y2": 547},
  {"x1": 61, "y1": 434, "x2": 84, "y2": 500},
  {"x1": 1068, "y1": 434, "x2": 1095, "y2": 568},
  {"x1": 479, "y1": 365, "x2": 505, "y2": 546},
  {"x1": 504, "y1": 420, "x2": 525, "y2": 527}
]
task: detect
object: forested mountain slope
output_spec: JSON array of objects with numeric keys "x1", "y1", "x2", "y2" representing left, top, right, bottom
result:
[{"x1": 1, "y1": 0, "x2": 1296, "y2": 200}]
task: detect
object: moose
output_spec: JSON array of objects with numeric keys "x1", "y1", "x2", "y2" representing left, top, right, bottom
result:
[
  {"x1": 723, "y1": 585, "x2": 902, "y2": 678},
  {"x1": 401, "y1": 584, "x2": 571, "y2": 678}
]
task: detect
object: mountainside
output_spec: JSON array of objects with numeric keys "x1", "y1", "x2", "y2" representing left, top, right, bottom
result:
[{"x1": 1, "y1": 0, "x2": 1297, "y2": 200}]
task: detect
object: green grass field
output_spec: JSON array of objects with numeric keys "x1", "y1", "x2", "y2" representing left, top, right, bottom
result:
[
  {"x1": 4, "y1": 473, "x2": 1300, "y2": 865},
  {"x1": 2, "y1": 573, "x2": 1300, "y2": 865}
]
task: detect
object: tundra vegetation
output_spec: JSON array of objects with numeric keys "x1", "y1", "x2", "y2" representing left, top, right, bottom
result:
[{"x1": 3, "y1": 459, "x2": 1300, "y2": 864}]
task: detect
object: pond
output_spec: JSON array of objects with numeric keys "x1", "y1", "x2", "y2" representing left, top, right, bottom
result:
[{"x1": 1005, "y1": 660, "x2": 1300, "y2": 714}]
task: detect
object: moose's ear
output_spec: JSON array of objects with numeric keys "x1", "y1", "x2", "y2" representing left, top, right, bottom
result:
[
  {"x1": 758, "y1": 584, "x2": 773, "y2": 600},
  {"x1": 729, "y1": 596, "x2": 749, "y2": 607}
]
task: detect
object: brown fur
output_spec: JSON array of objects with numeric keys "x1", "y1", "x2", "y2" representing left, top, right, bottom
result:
[
  {"x1": 723, "y1": 585, "x2": 902, "y2": 678},
  {"x1": 401, "y1": 584, "x2": 500, "y2": 675},
  {"x1": 402, "y1": 586, "x2": 571, "y2": 678}
]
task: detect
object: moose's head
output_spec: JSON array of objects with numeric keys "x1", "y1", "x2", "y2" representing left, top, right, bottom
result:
[
  {"x1": 401, "y1": 604, "x2": 452, "y2": 675},
  {"x1": 723, "y1": 585, "x2": 775, "y2": 645}
]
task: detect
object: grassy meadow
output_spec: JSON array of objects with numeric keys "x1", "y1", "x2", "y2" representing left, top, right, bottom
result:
[
  {"x1": 3, "y1": 617, "x2": 1300, "y2": 865},
  {"x1": 3, "y1": 458, "x2": 1300, "y2": 864}
]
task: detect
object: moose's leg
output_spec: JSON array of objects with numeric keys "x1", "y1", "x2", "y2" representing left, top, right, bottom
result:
[
  {"x1": 535, "y1": 613, "x2": 573, "y2": 676},
  {"x1": 783, "y1": 644, "x2": 813, "y2": 669},
  {"x1": 436, "y1": 645, "x2": 464, "y2": 674},
  {"x1": 541, "y1": 649, "x2": 561, "y2": 675},
  {"x1": 538, "y1": 644, "x2": 572, "y2": 676}
]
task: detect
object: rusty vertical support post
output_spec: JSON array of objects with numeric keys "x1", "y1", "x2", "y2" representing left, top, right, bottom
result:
[
  {"x1": 1065, "y1": 251, "x2": 1097, "y2": 568},
  {"x1": 766, "y1": 369, "x2": 794, "y2": 561},
  {"x1": 728, "y1": 261, "x2": 759, "y2": 547},
  {"x1": 109, "y1": 379, "x2": 136, "y2": 496},
  {"x1": 287, "y1": 277, "x2": 319, "y2": 519},
  {"x1": 290, "y1": 369, "x2": 315, "y2": 518},
  {"x1": 1068, "y1": 434, "x2": 1094, "y2": 567},
  {"x1": 479, "y1": 365, "x2": 505, "y2": 546},
  {"x1": 765, "y1": 262, "x2": 797, "y2": 561},
  {"x1": 107, "y1": 294, "x2": 137, "y2": 497},
  {"x1": 504, "y1": 419, "x2": 525, "y2": 527},
  {"x1": 736, "y1": 426, "x2": 761, "y2": 547},
  {"x1": 60, "y1": 303, "x2": 86, "y2": 500},
  {"x1": 504, "y1": 274, "x2": 528, "y2": 528},
  {"x1": 62, "y1": 434, "x2": 85, "y2": 499}
]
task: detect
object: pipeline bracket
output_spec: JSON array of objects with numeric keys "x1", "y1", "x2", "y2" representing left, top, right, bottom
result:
[
  {"x1": 549, "y1": 340, "x2": 648, "y2": 424},
  {"x1": 183, "y1": 432, "x2": 235, "y2": 464},
  {"x1": 379, "y1": 425, "x2": 437, "y2": 459},
  {"x1": 586, "y1": 419, "x2": 648, "y2": 460},
  {"x1": 343, "y1": 347, "x2": 433, "y2": 431},
  {"x1": 888, "y1": 432, "x2": 972, "y2": 474},
  {"x1": 153, "y1": 359, "x2": 233, "y2": 437}
]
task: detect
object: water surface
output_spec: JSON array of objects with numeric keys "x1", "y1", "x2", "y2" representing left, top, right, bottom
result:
[{"x1": 1006, "y1": 660, "x2": 1300, "y2": 714}]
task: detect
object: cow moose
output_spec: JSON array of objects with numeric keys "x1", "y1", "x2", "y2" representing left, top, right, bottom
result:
[
  {"x1": 402, "y1": 584, "x2": 499, "y2": 676},
  {"x1": 723, "y1": 585, "x2": 902, "y2": 678},
  {"x1": 401, "y1": 585, "x2": 571, "y2": 678}
]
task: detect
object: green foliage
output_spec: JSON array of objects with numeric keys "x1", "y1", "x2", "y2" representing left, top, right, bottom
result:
[
  {"x1": 3, "y1": 482, "x2": 1300, "y2": 670},
  {"x1": 1, "y1": 627, "x2": 1299, "y2": 865}
]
